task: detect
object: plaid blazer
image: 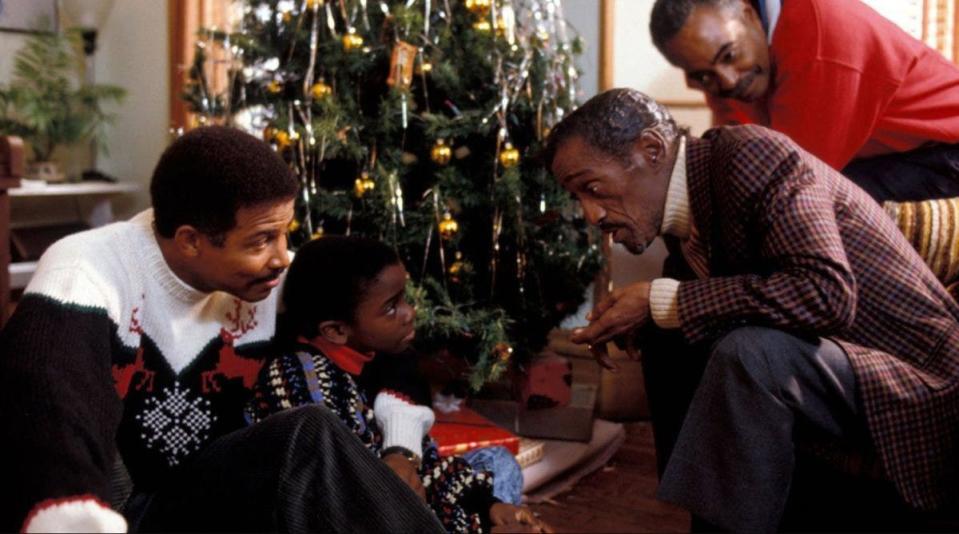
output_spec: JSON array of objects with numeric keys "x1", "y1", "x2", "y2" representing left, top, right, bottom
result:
[{"x1": 677, "y1": 125, "x2": 959, "y2": 510}]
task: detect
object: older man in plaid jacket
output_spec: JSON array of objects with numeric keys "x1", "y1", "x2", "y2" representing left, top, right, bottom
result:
[{"x1": 545, "y1": 88, "x2": 959, "y2": 532}]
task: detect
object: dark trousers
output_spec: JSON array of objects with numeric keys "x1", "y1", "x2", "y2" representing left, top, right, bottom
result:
[
  {"x1": 842, "y1": 142, "x2": 959, "y2": 202},
  {"x1": 128, "y1": 405, "x2": 445, "y2": 533},
  {"x1": 642, "y1": 326, "x2": 868, "y2": 532}
]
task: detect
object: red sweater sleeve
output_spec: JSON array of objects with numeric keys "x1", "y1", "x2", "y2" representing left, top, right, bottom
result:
[{"x1": 768, "y1": 59, "x2": 899, "y2": 170}]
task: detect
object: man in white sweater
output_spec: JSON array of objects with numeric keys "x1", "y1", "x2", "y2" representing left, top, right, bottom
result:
[{"x1": 0, "y1": 126, "x2": 443, "y2": 533}]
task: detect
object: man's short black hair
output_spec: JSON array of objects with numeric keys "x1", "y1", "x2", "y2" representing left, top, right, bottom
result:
[
  {"x1": 151, "y1": 126, "x2": 299, "y2": 243},
  {"x1": 543, "y1": 88, "x2": 679, "y2": 171},
  {"x1": 278, "y1": 236, "x2": 402, "y2": 343},
  {"x1": 649, "y1": 0, "x2": 741, "y2": 54}
]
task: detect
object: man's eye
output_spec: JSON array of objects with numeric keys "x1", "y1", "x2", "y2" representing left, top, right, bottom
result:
[
  {"x1": 249, "y1": 236, "x2": 271, "y2": 248},
  {"x1": 586, "y1": 183, "x2": 600, "y2": 195},
  {"x1": 722, "y1": 51, "x2": 735, "y2": 63}
]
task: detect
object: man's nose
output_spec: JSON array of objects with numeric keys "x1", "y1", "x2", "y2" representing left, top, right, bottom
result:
[
  {"x1": 582, "y1": 200, "x2": 606, "y2": 227},
  {"x1": 716, "y1": 66, "x2": 738, "y2": 92},
  {"x1": 269, "y1": 239, "x2": 291, "y2": 270}
]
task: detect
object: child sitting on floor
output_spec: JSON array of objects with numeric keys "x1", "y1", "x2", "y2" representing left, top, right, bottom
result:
[{"x1": 247, "y1": 236, "x2": 551, "y2": 534}]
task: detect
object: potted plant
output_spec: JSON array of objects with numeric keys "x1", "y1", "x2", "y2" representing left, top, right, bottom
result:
[{"x1": 0, "y1": 25, "x2": 125, "y2": 182}]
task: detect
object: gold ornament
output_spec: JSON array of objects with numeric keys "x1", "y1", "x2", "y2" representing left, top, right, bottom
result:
[
  {"x1": 273, "y1": 130, "x2": 291, "y2": 149},
  {"x1": 310, "y1": 80, "x2": 332, "y2": 100},
  {"x1": 354, "y1": 171, "x2": 376, "y2": 198},
  {"x1": 499, "y1": 142, "x2": 520, "y2": 168},
  {"x1": 473, "y1": 19, "x2": 492, "y2": 33},
  {"x1": 288, "y1": 219, "x2": 301, "y2": 233},
  {"x1": 416, "y1": 59, "x2": 433, "y2": 75},
  {"x1": 449, "y1": 251, "x2": 467, "y2": 283},
  {"x1": 430, "y1": 139, "x2": 452, "y2": 165},
  {"x1": 311, "y1": 227, "x2": 325, "y2": 240},
  {"x1": 306, "y1": 0, "x2": 325, "y2": 8},
  {"x1": 493, "y1": 342, "x2": 513, "y2": 361},
  {"x1": 267, "y1": 80, "x2": 283, "y2": 94},
  {"x1": 438, "y1": 211, "x2": 459, "y2": 239},
  {"x1": 342, "y1": 29, "x2": 364, "y2": 51},
  {"x1": 465, "y1": 0, "x2": 492, "y2": 16}
]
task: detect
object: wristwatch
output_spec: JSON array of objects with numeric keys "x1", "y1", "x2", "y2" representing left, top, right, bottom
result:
[{"x1": 381, "y1": 445, "x2": 421, "y2": 466}]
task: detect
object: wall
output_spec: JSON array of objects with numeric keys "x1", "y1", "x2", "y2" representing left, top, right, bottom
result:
[
  {"x1": 562, "y1": 0, "x2": 600, "y2": 99},
  {"x1": 0, "y1": 33, "x2": 24, "y2": 80},
  {"x1": 95, "y1": 0, "x2": 169, "y2": 217}
]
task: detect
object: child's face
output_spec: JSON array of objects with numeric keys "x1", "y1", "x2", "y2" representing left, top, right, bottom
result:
[{"x1": 347, "y1": 263, "x2": 416, "y2": 354}]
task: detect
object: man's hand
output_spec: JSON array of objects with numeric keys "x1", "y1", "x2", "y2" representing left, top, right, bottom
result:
[
  {"x1": 489, "y1": 503, "x2": 553, "y2": 533},
  {"x1": 382, "y1": 452, "x2": 426, "y2": 502},
  {"x1": 570, "y1": 281, "x2": 651, "y2": 369}
]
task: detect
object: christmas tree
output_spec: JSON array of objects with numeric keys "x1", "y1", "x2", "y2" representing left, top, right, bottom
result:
[{"x1": 185, "y1": 0, "x2": 601, "y2": 390}]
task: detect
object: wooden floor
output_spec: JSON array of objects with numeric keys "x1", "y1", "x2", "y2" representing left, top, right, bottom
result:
[{"x1": 527, "y1": 422, "x2": 690, "y2": 533}]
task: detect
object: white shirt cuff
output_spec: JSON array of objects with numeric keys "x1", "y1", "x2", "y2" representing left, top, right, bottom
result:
[
  {"x1": 649, "y1": 278, "x2": 681, "y2": 329},
  {"x1": 24, "y1": 495, "x2": 127, "y2": 533}
]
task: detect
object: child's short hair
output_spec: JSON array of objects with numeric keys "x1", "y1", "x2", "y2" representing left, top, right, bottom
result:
[
  {"x1": 279, "y1": 236, "x2": 402, "y2": 341},
  {"x1": 151, "y1": 126, "x2": 300, "y2": 244}
]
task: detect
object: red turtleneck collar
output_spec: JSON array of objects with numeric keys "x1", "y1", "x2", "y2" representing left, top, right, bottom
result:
[{"x1": 300, "y1": 336, "x2": 374, "y2": 375}]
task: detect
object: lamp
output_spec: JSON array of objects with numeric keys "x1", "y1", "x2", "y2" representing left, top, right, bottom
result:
[{"x1": 58, "y1": 0, "x2": 117, "y2": 181}]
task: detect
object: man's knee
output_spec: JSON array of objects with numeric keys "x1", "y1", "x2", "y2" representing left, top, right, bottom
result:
[
  {"x1": 709, "y1": 327, "x2": 797, "y2": 389},
  {"x1": 257, "y1": 405, "x2": 346, "y2": 447}
]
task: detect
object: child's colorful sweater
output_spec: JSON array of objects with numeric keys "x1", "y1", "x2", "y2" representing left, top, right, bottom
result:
[{"x1": 247, "y1": 342, "x2": 499, "y2": 533}]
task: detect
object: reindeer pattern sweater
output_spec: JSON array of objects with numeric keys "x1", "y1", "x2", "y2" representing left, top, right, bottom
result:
[{"x1": 0, "y1": 210, "x2": 280, "y2": 531}]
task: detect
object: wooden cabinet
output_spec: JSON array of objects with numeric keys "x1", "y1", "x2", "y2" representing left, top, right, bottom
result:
[
  {"x1": 0, "y1": 137, "x2": 24, "y2": 328},
  {"x1": 8, "y1": 181, "x2": 139, "y2": 291}
]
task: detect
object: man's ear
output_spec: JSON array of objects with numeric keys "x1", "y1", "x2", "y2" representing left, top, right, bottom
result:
[
  {"x1": 173, "y1": 225, "x2": 203, "y2": 258},
  {"x1": 317, "y1": 320, "x2": 351, "y2": 345},
  {"x1": 633, "y1": 129, "x2": 668, "y2": 169},
  {"x1": 738, "y1": 0, "x2": 760, "y2": 25}
]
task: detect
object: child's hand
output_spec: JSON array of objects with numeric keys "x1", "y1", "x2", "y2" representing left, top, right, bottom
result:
[
  {"x1": 382, "y1": 452, "x2": 426, "y2": 502},
  {"x1": 489, "y1": 503, "x2": 554, "y2": 533}
]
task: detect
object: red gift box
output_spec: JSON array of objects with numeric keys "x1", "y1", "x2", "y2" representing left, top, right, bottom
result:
[{"x1": 429, "y1": 406, "x2": 520, "y2": 457}]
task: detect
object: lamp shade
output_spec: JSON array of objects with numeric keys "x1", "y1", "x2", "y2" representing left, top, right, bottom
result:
[{"x1": 59, "y1": 0, "x2": 116, "y2": 29}]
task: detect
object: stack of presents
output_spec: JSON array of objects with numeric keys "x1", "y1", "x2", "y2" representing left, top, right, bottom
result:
[{"x1": 427, "y1": 329, "x2": 633, "y2": 499}]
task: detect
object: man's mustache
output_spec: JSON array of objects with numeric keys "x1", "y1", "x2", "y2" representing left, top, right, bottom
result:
[{"x1": 253, "y1": 269, "x2": 285, "y2": 284}]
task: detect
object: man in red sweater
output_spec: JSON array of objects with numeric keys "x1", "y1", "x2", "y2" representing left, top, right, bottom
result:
[{"x1": 650, "y1": 0, "x2": 959, "y2": 202}]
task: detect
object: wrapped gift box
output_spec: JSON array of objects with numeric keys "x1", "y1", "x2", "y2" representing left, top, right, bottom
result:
[
  {"x1": 470, "y1": 382, "x2": 597, "y2": 442},
  {"x1": 520, "y1": 353, "x2": 572, "y2": 408},
  {"x1": 429, "y1": 405, "x2": 520, "y2": 456},
  {"x1": 516, "y1": 438, "x2": 546, "y2": 469}
]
